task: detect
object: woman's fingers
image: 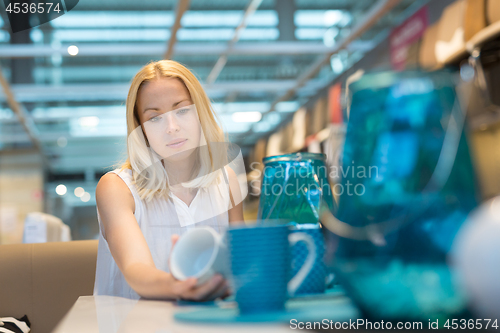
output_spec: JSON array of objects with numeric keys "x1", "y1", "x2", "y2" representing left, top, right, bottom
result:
[
  {"x1": 173, "y1": 277, "x2": 197, "y2": 297},
  {"x1": 168, "y1": 234, "x2": 180, "y2": 268},
  {"x1": 221, "y1": 287, "x2": 232, "y2": 299},
  {"x1": 170, "y1": 234, "x2": 179, "y2": 248},
  {"x1": 182, "y1": 274, "x2": 225, "y2": 301},
  {"x1": 204, "y1": 279, "x2": 229, "y2": 301}
]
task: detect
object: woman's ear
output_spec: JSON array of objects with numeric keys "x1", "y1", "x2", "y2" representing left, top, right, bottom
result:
[
  {"x1": 140, "y1": 125, "x2": 150, "y2": 147},
  {"x1": 133, "y1": 107, "x2": 142, "y2": 126},
  {"x1": 135, "y1": 109, "x2": 151, "y2": 147}
]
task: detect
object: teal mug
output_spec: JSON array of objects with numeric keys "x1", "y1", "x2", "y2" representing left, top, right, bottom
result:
[
  {"x1": 290, "y1": 223, "x2": 327, "y2": 295},
  {"x1": 227, "y1": 224, "x2": 316, "y2": 314}
]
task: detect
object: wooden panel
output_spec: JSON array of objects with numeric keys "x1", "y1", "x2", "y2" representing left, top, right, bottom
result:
[
  {"x1": 487, "y1": 0, "x2": 500, "y2": 24},
  {"x1": 419, "y1": 23, "x2": 439, "y2": 68},
  {"x1": 470, "y1": 126, "x2": 500, "y2": 199}
]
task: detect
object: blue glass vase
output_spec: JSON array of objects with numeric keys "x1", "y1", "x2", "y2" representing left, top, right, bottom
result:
[
  {"x1": 257, "y1": 153, "x2": 337, "y2": 224},
  {"x1": 322, "y1": 71, "x2": 478, "y2": 322}
]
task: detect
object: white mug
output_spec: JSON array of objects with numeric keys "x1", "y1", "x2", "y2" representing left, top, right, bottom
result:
[{"x1": 169, "y1": 227, "x2": 228, "y2": 286}]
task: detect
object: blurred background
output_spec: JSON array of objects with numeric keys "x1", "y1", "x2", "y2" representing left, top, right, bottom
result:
[{"x1": 0, "y1": 0, "x2": 499, "y2": 242}]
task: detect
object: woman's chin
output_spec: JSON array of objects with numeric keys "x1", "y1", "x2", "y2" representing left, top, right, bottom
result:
[{"x1": 161, "y1": 147, "x2": 195, "y2": 163}]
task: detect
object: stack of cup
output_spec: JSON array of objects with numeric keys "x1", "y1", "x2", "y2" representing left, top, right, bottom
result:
[
  {"x1": 227, "y1": 224, "x2": 317, "y2": 314},
  {"x1": 169, "y1": 223, "x2": 322, "y2": 316}
]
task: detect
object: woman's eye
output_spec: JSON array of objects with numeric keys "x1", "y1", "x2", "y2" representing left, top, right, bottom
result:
[
  {"x1": 177, "y1": 108, "x2": 189, "y2": 115},
  {"x1": 149, "y1": 116, "x2": 160, "y2": 122}
]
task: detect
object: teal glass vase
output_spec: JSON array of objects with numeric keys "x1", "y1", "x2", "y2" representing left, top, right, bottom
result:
[
  {"x1": 323, "y1": 70, "x2": 478, "y2": 323},
  {"x1": 257, "y1": 153, "x2": 337, "y2": 224}
]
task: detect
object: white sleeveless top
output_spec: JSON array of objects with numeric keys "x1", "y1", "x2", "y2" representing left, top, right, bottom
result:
[{"x1": 93, "y1": 168, "x2": 230, "y2": 299}]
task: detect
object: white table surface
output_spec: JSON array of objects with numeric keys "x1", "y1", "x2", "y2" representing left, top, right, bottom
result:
[{"x1": 52, "y1": 296, "x2": 294, "y2": 333}]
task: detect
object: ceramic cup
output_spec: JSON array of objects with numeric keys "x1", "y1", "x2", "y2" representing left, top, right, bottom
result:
[
  {"x1": 227, "y1": 224, "x2": 316, "y2": 314},
  {"x1": 169, "y1": 227, "x2": 228, "y2": 286},
  {"x1": 290, "y1": 223, "x2": 327, "y2": 295}
]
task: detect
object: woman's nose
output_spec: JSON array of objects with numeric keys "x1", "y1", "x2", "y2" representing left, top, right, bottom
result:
[{"x1": 165, "y1": 112, "x2": 180, "y2": 134}]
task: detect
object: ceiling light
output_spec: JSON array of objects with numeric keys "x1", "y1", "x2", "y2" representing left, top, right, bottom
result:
[
  {"x1": 324, "y1": 10, "x2": 344, "y2": 26},
  {"x1": 74, "y1": 187, "x2": 85, "y2": 197},
  {"x1": 232, "y1": 112, "x2": 262, "y2": 123},
  {"x1": 81, "y1": 192, "x2": 91, "y2": 202},
  {"x1": 68, "y1": 45, "x2": 79, "y2": 56},
  {"x1": 55, "y1": 184, "x2": 67, "y2": 196},
  {"x1": 78, "y1": 116, "x2": 100, "y2": 127}
]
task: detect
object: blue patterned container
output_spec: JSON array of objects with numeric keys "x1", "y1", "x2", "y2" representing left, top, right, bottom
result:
[
  {"x1": 258, "y1": 153, "x2": 337, "y2": 224},
  {"x1": 324, "y1": 70, "x2": 478, "y2": 322}
]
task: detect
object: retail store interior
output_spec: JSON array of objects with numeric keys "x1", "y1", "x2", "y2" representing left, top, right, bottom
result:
[{"x1": 1, "y1": 0, "x2": 500, "y2": 332}]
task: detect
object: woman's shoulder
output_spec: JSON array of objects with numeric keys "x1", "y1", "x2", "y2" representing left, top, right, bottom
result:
[
  {"x1": 96, "y1": 169, "x2": 135, "y2": 208},
  {"x1": 110, "y1": 167, "x2": 133, "y2": 178},
  {"x1": 223, "y1": 165, "x2": 239, "y2": 184},
  {"x1": 223, "y1": 166, "x2": 244, "y2": 201}
]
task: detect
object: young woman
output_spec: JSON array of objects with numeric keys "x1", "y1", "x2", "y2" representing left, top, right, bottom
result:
[{"x1": 94, "y1": 60, "x2": 244, "y2": 300}]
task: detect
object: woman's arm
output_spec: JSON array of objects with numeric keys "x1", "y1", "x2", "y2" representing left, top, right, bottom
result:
[
  {"x1": 225, "y1": 167, "x2": 244, "y2": 224},
  {"x1": 96, "y1": 173, "x2": 227, "y2": 300}
]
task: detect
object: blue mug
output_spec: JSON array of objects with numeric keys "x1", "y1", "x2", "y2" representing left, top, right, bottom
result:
[
  {"x1": 227, "y1": 224, "x2": 316, "y2": 314},
  {"x1": 289, "y1": 223, "x2": 327, "y2": 295}
]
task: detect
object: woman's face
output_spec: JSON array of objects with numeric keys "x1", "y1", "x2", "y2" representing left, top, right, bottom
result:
[{"x1": 136, "y1": 77, "x2": 202, "y2": 162}]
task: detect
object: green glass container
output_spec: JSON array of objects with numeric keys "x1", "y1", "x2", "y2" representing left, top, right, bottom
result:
[{"x1": 257, "y1": 152, "x2": 337, "y2": 224}]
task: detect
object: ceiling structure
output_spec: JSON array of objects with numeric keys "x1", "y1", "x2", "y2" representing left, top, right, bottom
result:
[{"x1": 0, "y1": 0, "x2": 420, "y2": 185}]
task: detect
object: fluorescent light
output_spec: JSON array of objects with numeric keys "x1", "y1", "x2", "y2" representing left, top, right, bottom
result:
[
  {"x1": 70, "y1": 117, "x2": 127, "y2": 137},
  {"x1": 295, "y1": 28, "x2": 328, "y2": 40},
  {"x1": 324, "y1": 10, "x2": 345, "y2": 26},
  {"x1": 52, "y1": 28, "x2": 279, "y2": 42},
  {"x1": 53, "y1": 29, "x2": 170, "y2": 42},
  {"x1": 295, "y1": 10, "x2": 351, "y2": 27},
  {"x1": 51, "y1": 11, "x2": 277, "y2": 28},
  {"x1": 74, "y1": 187, "x2": 85, "y2": 197},
  {"x1": 67, "y1": 45, "x2": 79, "y2": 56},
  {"x1": 56, "y1": 184, "x2": 67, "y2": 195},
  {"x1": 33, "y1": 106, "x2": 124, "y2": 119},
  {"x1": 177, "y1": 28, "x2": 278, "y2": 41},
  {"x1": 182, "y1": 11, "x2": 277, "y2": 27},
  {"x1": 213, "y1": 102, "x2": 270, "y2": 113},
  {"x1": 232, "y1": 112, "x2": 262, "y2": 123},
  {"x1": 212, "y1": 102, "x2": 298, "y2": 115},
  {"x1": 238, "y1": 29, "x2": 279, "y2": 40},
  {"x1": 52, "y1": 12, "x2": 175, "y2": 28},
  {"x1": 78, "y1": 116, "x2": 100, "y2": 127}
]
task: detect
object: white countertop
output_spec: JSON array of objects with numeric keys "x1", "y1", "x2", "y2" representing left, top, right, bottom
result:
[{"x1": 52, "y1": 296, "x2": 293, "y2": 333}]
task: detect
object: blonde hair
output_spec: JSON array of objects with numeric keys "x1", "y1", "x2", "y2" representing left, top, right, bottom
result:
[{"x1": 121, "y1": 60, "x2": 226, "y2": 201}]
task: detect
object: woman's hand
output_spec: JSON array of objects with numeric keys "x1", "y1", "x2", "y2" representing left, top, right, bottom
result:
[{"x1": 168, "y1": 234, "x2": 230, "y2": 301}]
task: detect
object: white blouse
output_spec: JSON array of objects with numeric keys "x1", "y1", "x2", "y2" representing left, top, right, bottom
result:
[{"x1": 93, "y1": 168, "x2": 230, "y2": 299}]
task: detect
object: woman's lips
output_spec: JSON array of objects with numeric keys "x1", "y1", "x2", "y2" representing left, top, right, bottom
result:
[{"x1": 167, "y1": 139, "x2": 187, "y2": 148}]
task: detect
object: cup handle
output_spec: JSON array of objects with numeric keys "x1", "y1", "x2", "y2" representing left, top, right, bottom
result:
[{"x1": 287, "y1": 232, "x2": 316, "y2": 296}]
